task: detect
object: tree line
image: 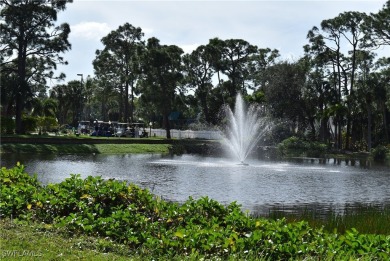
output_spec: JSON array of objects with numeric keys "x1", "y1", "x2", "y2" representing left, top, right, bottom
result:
[{"x1": 1, "y1": 0, "x2": 389, "y2": 150}]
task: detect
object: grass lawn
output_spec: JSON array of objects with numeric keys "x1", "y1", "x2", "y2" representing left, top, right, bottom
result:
[
  {"x1": 0, "y1": 143, "x2": 172, "y2": 154},
  {"x1": 0, "y1": 219, "x2": 271, "y2": 261},
  {"x1": 0, "y1": 219, "x2": 137, "y2": 261}
]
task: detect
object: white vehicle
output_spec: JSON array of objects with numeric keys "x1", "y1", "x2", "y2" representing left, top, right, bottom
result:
[
  {"x1": 77, "y1": 121, "x2": 92, "y2": 134},
  {"x1": 114, "y1": 123, "x2": 128, "y2": 137}
]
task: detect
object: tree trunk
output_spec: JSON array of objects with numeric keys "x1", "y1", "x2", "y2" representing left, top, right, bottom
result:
[
  {"x1": 125, "y1": 79, "x2": 130, "y2": 123},
  {"x1": 382, "y1": 103, "x2": 389, "y2": 144},
  {"x1": 16, "y1": 39, "x2": 27, "y2": 134},
  {"x1": 15, "y1": 93, "x2": 23, "y2": 134},
  {"x1": 367, "y1": 103, "x2": 372, "y2": 151},
  {"x1": 338, "y1": 122, "x2": 342, "y2": 150},
  {"x1": 163, "y1": 112, "x2": 171, "y2": 139},
  {"x1": 131, "y1": 80, "x2": 134, "y2": 123},
  {"x1": 101, "y1": 92, "x2": 107, "y2": 122},
  {"x1": 118, "y1": 85, "x2": 124, "y2": 122},
  {"x1": 333, "y1": 119, "x2": 338, "y2": 149},
  {"x1": 309, "y1": 117, "x2": 316, "y2": 140},
  {"x1": 199, "y1": 88, "x2": 210, "y2": 123}
]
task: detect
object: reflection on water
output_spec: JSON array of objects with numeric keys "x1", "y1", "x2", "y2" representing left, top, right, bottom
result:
[
  {"x1": 1, "y1": 153, "x2": 389, "y2": 215},
  {"x1": 288, "y1": 157, "x2": 377, "y2": 169}
]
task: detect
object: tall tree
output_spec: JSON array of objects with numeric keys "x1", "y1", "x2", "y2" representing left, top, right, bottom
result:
[
  {"x1": 140, "y1": 37, "x2": 184, "y2": 139},
  {"x1": 219, "y1": 38, "x2": 257, "y2": 99},
  {"x1": 372, "y1": 57, "x2": 390, "y2": 144},
  {"x1": 363, "y1": 0, "x2": 390, "y2": 47},
  {"x1": 183, "y1": 45, "x2": 215, "y2": 123},
  {"x1": 306, "y1": 20, "x2": 346, "y2": 149},
  {"x1": 263, "y1": 60, "x2": 308, "y2": 135},
  {"x1": 248, "y1": 47, "x2": 280, "y2": 91},
  {"x1": 95, "y1": 23, "x2": 144, "y2": 123},
  {"x1": 0, "y1": 0, "x2": 71, "y2": 133},
  {"x1": 336, "y1": 11, "x2": 368, "y2": 150},
  {"x1": 50, "y1": 80, "x2": 83, "y2": 126},
  {"x1": 305, "y1": 12, "x2": 370, "y2": 150}
]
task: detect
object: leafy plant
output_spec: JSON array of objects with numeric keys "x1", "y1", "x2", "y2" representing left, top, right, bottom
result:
[
  {"x1": 0, "y1": 163, "x2": 41, "y2": 219},
  {"x1": 372, "y1": 145, "x2": 389, "y2": 162},
  {"x1": 21, "y1": 115, "x2": 38, "y2": 134},
  {"x1": 1, "y1": 164, "x2": 389, "y2": 259},
  {"x1": 0, "y1": 116, "x2": 15, "y2": 134},
  {"x1": 278, "y1": 136, "x2": 328, "y2": 157}
]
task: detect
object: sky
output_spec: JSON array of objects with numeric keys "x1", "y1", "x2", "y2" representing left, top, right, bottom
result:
[{"x1": 53, "y1": 0, "x2": 388, "y2": 86}]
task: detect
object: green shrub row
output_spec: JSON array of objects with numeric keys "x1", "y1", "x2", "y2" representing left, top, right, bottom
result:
[
  {"x1": 0, "y1": 116, "x2": 59, "y2": 134},
  {"x1": 1, "y1": 164, "x2": 389, "y2": 259},
  {"x1": 278, "y1": 136, "x2": 328, "y2": 157}
]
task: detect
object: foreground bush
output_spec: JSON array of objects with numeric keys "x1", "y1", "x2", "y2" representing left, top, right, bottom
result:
[{"x1": 1, "y1": 164, "x2": 389, "y2": 259}]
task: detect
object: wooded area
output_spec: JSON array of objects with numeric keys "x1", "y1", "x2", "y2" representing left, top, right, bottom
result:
[{"x1": 1, "y1": 0, "x2": 389, "y2": 151}]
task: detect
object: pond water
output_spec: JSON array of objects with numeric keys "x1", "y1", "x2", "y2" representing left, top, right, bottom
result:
[{"x1": 1, "y1": 153, "x2": 389, "y2": 215}]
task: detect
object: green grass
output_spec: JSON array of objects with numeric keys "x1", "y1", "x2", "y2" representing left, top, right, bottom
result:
[
  {"x1": 0, "y1": 218, "x2": 139, "y2": 261},
  {"x1": 94, "y1": 143, "x2": 171, "y2": 154},
  {"x1": 0, "y1": 219, "x2": 376, "y2": 261},
  {"x1": 0, "y1": 219, "x2": 276, "y2": 261},
  {"x1": 0, "y1": 143, "x2": 172, "y2": 154}
]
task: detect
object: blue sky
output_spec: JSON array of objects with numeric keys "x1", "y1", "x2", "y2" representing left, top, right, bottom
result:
[{"x1": 53, "y1": 0, "x2": 387, "y2": 86}]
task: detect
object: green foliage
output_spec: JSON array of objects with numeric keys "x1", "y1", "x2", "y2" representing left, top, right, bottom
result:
[
  {"x1": 0, "y1": 163, "x2": 41, "y2": 218},
  {"x1": 21, "y1": 115, "x2": 38, "y2": 133},
  {"x1": 278, "y1": 136, "x2": 328, "y2": 157},
  {"x1": 37, "y1": 116, "x2": 59, "y2": 133},
  {"x1": 93, "y1": 23, "x2": 144, "y2": 123},
  {"x1": 0, "y1": 116, "x2": 15, "y2": 134},
  {"x1": 1, "y1": 0, "x2": 71, "y2": 134},
  {"x1": 1, "y1": 165, "x2": 389, "y2": 259},
  {"x1": 372, "y1": 145, "x2": 389, "y2": 162}
]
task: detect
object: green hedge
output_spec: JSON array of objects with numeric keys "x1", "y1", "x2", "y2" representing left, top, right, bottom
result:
[
  {"x1": 1, "y1": 164, "x2": 389, "y2": 259},
  {"x1": 278, "y1": 136, "x2": 328, "y2": 157}
]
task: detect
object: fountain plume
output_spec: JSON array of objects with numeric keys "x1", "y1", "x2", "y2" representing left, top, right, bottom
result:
[{"x1": 222, "y1": 93, "x2": 270, "y2": 164}]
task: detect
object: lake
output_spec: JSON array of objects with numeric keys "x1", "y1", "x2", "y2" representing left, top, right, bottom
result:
[{"x1": 1, "y1": 153, "x2": 389, "y2": 215}]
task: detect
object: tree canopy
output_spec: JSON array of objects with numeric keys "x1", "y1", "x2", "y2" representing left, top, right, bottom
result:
[
  {"x1": 0, "y1": 0, "x2": 72, "y2": 133},
  {"x1": 1, "y1": 0, "x2": 389, "y2": 150}
]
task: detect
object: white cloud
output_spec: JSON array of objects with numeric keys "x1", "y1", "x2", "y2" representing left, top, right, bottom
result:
[
  {"x1": 179, "y1": 44, "x2": 200, "y2": 54},
  {"x1": 71, "y1": 21, "x2": 111, "y2": 41}
]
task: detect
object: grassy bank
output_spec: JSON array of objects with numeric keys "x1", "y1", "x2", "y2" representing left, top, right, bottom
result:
[
  {"x1": 0, "y1": 219, "x2": 134, "y2": 261},
  {"x1": 0, "y1": 134, "x2": 173, "y2": 154},
  {"x1": 1, "y1": 219, "x2": 287, "y2": 261},
  {"x1": 0, "y1": 143, "x2": 172, "y2": 154},
  {"x1": 0, "y1": 134, "x2": 222, "y2": 155},
  {"x1": 1, "y1": 165, "x2": 389, "y2": 260},
  {"x1": 0, "y1": 219, "x2": 378, "y2": 261}
]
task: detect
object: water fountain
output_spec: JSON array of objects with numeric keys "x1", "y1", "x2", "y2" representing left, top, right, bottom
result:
[{"x1": 222, "y1": 93, "x2": 270, "y2": 164}]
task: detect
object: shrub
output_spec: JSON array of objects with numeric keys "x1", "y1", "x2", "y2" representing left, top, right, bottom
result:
[
  {"x1": 1, "y1": 165, "x2": 389, "y2": 260},
  {"x1": 0, "y1": 163, "x2": 41, "y2": 219},
  {"x1": 37, "y1": 116, "x2": 59, "y2": 133},
  {"x1": 278, "y1": 136, "x2": 328, "y2": 157},
  {"x1": 21, "y1": 115, "x2": 38, "y2": 133},
  {"x1": 0, "y1": 116, "x2": 15, "y2": 134},
  {"x1": 372, "y1": 145, "x2": 389, "y2": 162}
]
